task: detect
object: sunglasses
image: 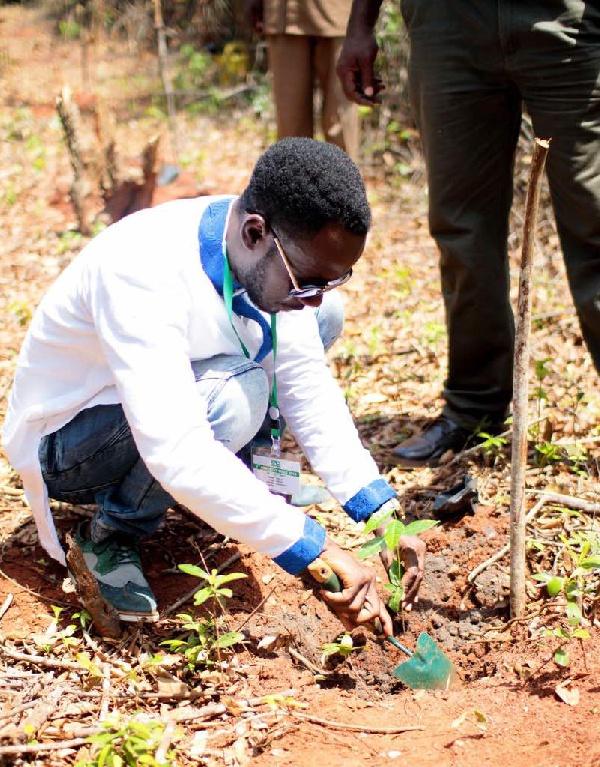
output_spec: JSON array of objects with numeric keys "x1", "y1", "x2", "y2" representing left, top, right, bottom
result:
[{"x1": 272, "y1": 234, "x2": 353, "y2": 299}]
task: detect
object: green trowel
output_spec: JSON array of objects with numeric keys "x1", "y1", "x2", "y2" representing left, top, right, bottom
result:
[{"x1": 307, "y1": 558, "x2": 457, "y2": 691}]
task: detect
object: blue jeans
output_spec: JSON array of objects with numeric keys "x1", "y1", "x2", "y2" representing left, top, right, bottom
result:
[{"x1": 39, "y1": 294, "x2": 344, "y2": 542}]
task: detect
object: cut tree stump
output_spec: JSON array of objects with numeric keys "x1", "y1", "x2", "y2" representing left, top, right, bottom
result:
[{"x1": 56, "y1": 86, "x2": 164, "y2": 230}]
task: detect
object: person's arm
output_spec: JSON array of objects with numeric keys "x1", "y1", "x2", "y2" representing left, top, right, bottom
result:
[
  {"x1": 337, "y1": 0, "x2": 385, "y2": 105},
  {"x1": 273, "y1": 311, "x2": 426, "y2": 613}
]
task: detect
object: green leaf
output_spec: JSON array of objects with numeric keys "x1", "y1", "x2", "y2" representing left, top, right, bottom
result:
[
  {"x1": 531, "y1": 572, "x2": 553, "y2": 583},
  {"x1": 402, "y1": 519, "x2": 438, "y2": 536},
  {"x1": 581, "y1": 555, "x2": 600, "y2": 570},
  {"x1": 565, "y1": 581, "x2": 581, "y2": 599},
  {"x1": 572, "y1": 628, "x2": 591, "y2": 640},
  {"x1": 214, "y1": 631, "x2": 244, "y2": 649},
  {"x1": 178, "y1": 563, "x2": 209, "y2": 579},
  {"x1": 192, "y1": 587, "x2": 213, "y2": 606},
  {"x1": 97, "y1": 744, "x2": 112, "y2": 767},
  {"x1": 546, "y1": 576, "x2": 565, "y2": 597},
  {"x1": 213, "y1": 572, "x2": 247, "y2": 586},
  {"x1": 554, "y1": 647, "x2": 570, "y2": 667},
  {"x1": 387, "y1": 586, "x2": 404, "y2": 614},
  {"x1": 566, "y1": 600, "x2": 582, "y2": 626},
  {"x1": 357, "y1": 536, "x2": 385, "y2": 560},
  {"x1": 363, "y1": 506, "x2": 395, "y2": 535},
  {"x1": 388, "y1": 558, "x2": 402, "y2": 586},
  {"x1": 383, "y1": 520, "x2": 405, "y2": 552}
]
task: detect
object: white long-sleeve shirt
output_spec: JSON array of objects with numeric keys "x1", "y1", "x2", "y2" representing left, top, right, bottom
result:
[{"x1": 2, "y1": 195, "x2": 395, "y2": 572}]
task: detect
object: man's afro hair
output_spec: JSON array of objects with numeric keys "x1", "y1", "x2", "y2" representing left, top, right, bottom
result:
[{"x1": 239, "y1": 137, "x2": 371, "y2": 239}]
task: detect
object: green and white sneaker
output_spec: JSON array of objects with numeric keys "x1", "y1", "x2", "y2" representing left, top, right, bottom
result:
[{"x1": 73, "y1": 523, "x2": 159, "y2": 623}]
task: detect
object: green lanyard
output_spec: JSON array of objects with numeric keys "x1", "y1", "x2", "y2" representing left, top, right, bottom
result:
[{"x1": 222, "y1": 251, "x2": 282, "y2": 455}]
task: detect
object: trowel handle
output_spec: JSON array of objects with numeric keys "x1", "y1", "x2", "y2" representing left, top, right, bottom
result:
[
  {"x1": 306, "y1": 558, "x2": 343, "y2": 592},
  {"x1": 308, "y1": 560, "x2": 414, "y2": 659}
]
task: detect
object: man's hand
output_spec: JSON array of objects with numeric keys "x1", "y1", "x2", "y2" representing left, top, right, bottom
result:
[
  {"x1": 310, "y1": 536, "x2": 394, "y2": 637},
  {"x1": 376, "y1": 527, "x2": 426, "y2": 612},
  {"x1": 336, "y1": 29, "x2": 384, "y2": 105}
]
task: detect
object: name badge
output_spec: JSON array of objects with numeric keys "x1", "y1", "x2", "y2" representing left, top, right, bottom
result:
[{"x1": 251, "y1": 447, "x2": 301, "y2": 497}]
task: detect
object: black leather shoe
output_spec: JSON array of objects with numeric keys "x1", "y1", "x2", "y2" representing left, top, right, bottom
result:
[{"x1": 393, "y1": 416, "x2": 473, "y2": 468}]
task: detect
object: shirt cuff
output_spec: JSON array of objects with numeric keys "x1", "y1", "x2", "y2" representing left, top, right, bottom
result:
[
  {"x1": 342, "y1": 478, "x2": 397, "y2": 523},
  {"x1": 273, "y1": 515, "x2": 326, "y2": 575}
]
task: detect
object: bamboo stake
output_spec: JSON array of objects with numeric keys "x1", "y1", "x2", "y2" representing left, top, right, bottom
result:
[{"x1": 509, "y1": 137, "x2": 550, "y2": 617}]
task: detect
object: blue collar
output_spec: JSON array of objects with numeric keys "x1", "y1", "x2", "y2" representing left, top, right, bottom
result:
[{"x1": 198, "y1": 196, "x2": 273, "y2": 362}]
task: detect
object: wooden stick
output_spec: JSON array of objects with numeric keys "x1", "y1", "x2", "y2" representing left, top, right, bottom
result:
[
  {"x1": 528, "y1": 491, "x2": 600, "y2": 514},
  {"x1": 291, "y1": 711, "x2": 424, "y2": 734},
  {"x1": 510, "y1": 137, "x2": 550, "y2": 618},
  {"x1": 0, "y1": 737, "x2": 89, "y2": 756}
]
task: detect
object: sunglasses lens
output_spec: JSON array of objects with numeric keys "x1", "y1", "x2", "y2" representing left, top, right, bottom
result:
[{"x1": 289, "y1": 268, "x2": 352, "y2": 299}]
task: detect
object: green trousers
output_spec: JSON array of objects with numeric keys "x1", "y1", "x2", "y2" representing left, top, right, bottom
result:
[{"x1": 401, "y1": 0, "x2": 600, "y2": 429}]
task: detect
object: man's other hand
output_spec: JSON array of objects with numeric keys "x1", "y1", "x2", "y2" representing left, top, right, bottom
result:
[
  {"x1": 336, "y1": 32, "x2": 384, "y2": 105},
  {"x1": 376, "y1": 528, "x2": 426, "y2": 612}
]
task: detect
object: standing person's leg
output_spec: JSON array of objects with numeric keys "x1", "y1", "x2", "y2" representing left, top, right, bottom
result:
[
  {"x1": 267, "y1": 34, "x2": 314, "y2": 139},
  {"x1": 394, "y1": 0, "x2": 521, "y2": 466},
  {"x1": 512, "y1": 2, "x2": 600, "y2": 374},
  {"x1": 315, "y1": 37, "x2": 360, "y2": 161},
  {"x1": 40, "y1": 355, "x2": 269, "y2": 620}
]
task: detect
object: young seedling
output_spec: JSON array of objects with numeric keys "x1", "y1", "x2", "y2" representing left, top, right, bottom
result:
[
  {"x1": 358, "y1": 505, "x2": 437, "y2": 615},
  {"x1": 161, "y1": 565, "x2": 247, "y2": 672},
  {"x1": 532, "y1": 522, "x2": 600, "y2": 666},
  {"x1": 320, "y1": 632, "x2": 362, "y2": 666},
  {"x1": 76, "y1": 714, "x2": 177, "y2": 767}
]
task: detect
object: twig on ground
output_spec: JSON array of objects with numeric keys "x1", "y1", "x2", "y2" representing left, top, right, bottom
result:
[
  {"x1": 0, "y1": 737, "x2": 89, "y2": 755},
  {"x1": 99, "y1": 662, "x2": 111, "y2": 721},
  {"x1": 291, "y1": 711, "x2": 424, "y2": 734},
  {"x1": 467, "y1": 496, "x2": 547, "y2": 583},
  {"x1": 287, "y1": 646, "x2": 330, "y2": 676},
  {"x1": 0, "y1": 594, "x2": 13, "y2": 621},
  {"x1": 0, "y1": 644, "x2": 82, "y2": 670},
  {"x1": 525, "y1": 491, "x2": 600, "y2": 514}
]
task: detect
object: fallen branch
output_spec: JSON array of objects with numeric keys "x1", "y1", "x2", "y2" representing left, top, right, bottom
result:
[
  {"x1": 288, "y1": 646, "x2": 330, "y2": 677},
  {"x1": 0, "y1": 644, "x2": 82, "y2": 670},
  {"x1": 291, "y1": 711, "x2": 424, "y2": 734},
  {"x1": 526, "y1": 491, "x2": 600, "y2": 514},
  {"x1": 467, "y1": 496, "x2": 547, "y2": 583},
  {"x1": 0, "y1": 737, "x2": 89, "y2": 756}
]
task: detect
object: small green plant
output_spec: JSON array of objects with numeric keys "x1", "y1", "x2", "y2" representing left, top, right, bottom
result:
[
  {"x1": 422, "y1": 320, "x2": 446, "y2": 353},
  {"x1": 178, "y1": 564, "x2": 246, "y2": 608},
  {"x1": 76, "y1": 714, "x2": 176, "y2": 767},
  {"x1": 58, "y1": 19, "x2": 81, "y2": 39},
  {"x1": 320, "y1": 632, "x2": 361, "y2": 665},
  {"x1": 8, "y1": 300, "x2": 32, "y2": 327},
  {"x1": 534, "y1": 440, "x2": 563, "y2": 468},
  {"x1": 31, "y1": 606, "x2": 81, "y2": 654},
  {"x1": 161, "y1": 565, "x2": 246, "y2": 671},
  {"x1": 477, "y1": 431, "x2": 508, "y2": 461},
  {"x1": 532, "y1": 522, "x2": 600, "y2": 667},
  {"x1": 359, "y1": 506, "x2": 437, "y2": 613},
  {"x1": 173, "y1": 44, "x2": 215, "y2": 94}
]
